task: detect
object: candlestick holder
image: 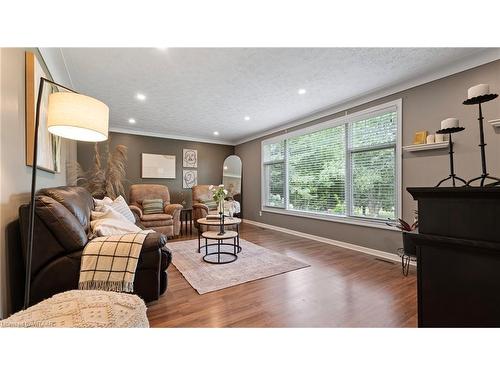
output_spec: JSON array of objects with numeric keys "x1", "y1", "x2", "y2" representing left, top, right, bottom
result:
[
  {"x1": 463, "y1": 93, "x2": 499, "y2": 186},
  {"x1": 435, "y1": 127, "x2": 467, "y2": 187}
]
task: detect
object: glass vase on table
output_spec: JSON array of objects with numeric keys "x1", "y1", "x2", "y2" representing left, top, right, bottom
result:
[
  {"x1": 208, "y1": 184, "x2": 228, "y2": 235},
  {"x1": 218, "y1": 199, "x2": 225, "y2": 235}
]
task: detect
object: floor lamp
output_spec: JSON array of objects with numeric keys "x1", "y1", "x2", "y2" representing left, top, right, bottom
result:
[{"x1": 24, "y1": 77, "x2": 109, "y2": 309}]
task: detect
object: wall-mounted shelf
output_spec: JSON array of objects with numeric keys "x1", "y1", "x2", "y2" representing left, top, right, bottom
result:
[
  {"x1": 403, "y1": 142, "x2": 450, "y2": 152},
  {"x1": 489, "y1": 119, "x2": 500, "y2": 127}
]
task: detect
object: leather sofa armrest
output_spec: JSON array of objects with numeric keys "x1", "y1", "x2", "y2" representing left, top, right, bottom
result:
[
  {"x1": 142, "y1": 232, "x2": 167, "y2": 253},
  {"x1": 129, "y1": 204, "x2": 143, "y2": 219}
]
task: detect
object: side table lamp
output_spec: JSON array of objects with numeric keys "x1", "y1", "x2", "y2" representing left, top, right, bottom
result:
[{"x1": 24, "y1": 77, "x2": 109, "y2": 309}]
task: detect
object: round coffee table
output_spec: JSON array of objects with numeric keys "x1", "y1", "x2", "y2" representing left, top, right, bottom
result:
[
  {"x1": 201, "y1": 230, "x2": 239, "y2": 264},
  {"x1": 197, "y1": 217, "x2": 242, "y2": 255}
]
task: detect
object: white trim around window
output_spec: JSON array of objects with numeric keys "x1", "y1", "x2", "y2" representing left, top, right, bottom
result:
[{"x1": 261, "y1": 99, "x2": 403, "y2": 231}]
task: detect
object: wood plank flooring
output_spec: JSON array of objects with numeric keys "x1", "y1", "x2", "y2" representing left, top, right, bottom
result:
[{"x1": 147, "y1": 223, "x2": 417, "y2": 327}]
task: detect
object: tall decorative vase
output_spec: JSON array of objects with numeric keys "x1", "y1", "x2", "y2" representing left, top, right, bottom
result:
[{"x1": 218, "y1": 199, "x2": 225, "y2": 235}]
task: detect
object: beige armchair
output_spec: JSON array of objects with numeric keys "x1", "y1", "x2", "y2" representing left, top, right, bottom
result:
[
  {"x1": 192, "y1": 185, "x2": 217, "y2": 229},
  {"x1": 129, "y1": 184, "x2": 183, "y2": 237},
  {"x1": 192, "y1": 185, "x2": 238, "y2": 232}
]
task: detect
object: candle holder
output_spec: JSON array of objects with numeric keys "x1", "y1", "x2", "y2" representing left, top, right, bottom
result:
[
  {"x1": 435, "y1": 127, "x2": 467, "y2": 187},
  {"x1": 463, "y1": 93, "x2": 499, "y2": 186}
]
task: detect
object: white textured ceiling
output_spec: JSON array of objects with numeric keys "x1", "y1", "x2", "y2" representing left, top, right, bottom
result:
[{"x1": 58, "y1": 48, "x2": 495, "y2": 144}]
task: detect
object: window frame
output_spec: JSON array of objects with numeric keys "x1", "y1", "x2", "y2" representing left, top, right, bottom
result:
[{"x1": 261, "y1": 99, "x2": 402, "y2": 231}]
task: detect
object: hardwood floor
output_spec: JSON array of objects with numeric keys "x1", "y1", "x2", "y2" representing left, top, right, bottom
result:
[{"x1": 147, "y1": 223, "x2": 417, "y2": 327}]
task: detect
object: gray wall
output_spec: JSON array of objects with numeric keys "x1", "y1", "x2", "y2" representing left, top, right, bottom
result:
[
  {"x1": 77, "y1": 132, "x2": 234, "y2": 207},
  {"x1": 0, "y1": 48, "x2": 76, "y2": 318},
  {"x1": 236, "y1": 60, "x2": 500, "y2": 254}
]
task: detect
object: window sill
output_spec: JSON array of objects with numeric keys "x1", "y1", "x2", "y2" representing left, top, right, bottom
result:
[{"x1": 261, "y1": 207, "x2": 400, "y2": 232}]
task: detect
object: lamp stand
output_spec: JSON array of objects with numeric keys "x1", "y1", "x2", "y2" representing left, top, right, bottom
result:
[{"x1": 24, "y1": 77, "x2": 77, "y2": 309}]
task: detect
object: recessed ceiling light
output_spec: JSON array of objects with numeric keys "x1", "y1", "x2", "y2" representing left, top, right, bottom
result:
[
  {"x1": 136, "y1": 93, "x2": 146, "y2": 101},
  {"x1": 213, "y1": 131, "x2": 219, "y2": 136},
  {"x1": 128, "y1": 118, "x2": 136, "y2": 124},
  {"x1": 244, "y1": 116, "x2": 251, "y2": 121},
  {"x1": 298, "y1": 88, "x2": 307, "y2": 95}
]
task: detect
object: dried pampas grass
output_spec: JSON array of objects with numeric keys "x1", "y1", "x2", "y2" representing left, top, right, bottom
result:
[
  {"x1": 71, "y1": 142, "x2": 128, "y2": 199},
  {"x1": 105, "y1": 144, "x2": 127, "y2": 199}
]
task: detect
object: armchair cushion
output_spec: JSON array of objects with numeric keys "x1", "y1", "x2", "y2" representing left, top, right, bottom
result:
[
  {"x1": 142, "y1": 198, "x2": 164, "y2": 215},
  {"x1": 141, "y1": 213, "x2": 173, "y2": 222}
]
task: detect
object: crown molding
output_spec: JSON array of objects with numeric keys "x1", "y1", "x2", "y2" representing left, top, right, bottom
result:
[
  {"x1": 109, "y1": 127, "x2": 235, "y2": 146},
  {"x1": 235, "y1": 49, "x2": 500, "y2": 145}
]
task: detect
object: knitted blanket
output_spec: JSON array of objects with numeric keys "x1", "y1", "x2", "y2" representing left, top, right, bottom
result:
[{"x1": 78, "y1": 230, "x2": 151, "y2": 293}]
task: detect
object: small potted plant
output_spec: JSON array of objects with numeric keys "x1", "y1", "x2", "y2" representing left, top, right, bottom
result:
[{"x1": 386, "y1": 211, "x2": 418, "y2": 256}]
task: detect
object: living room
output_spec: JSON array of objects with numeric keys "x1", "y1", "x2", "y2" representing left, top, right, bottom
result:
[{"x1": 1, "y1": 1, "x2": 499, "y2": 373}]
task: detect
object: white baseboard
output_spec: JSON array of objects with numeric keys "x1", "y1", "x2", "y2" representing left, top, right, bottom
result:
[{"x1": 243, "y1": 218, "x2": 416, "y2": 266}]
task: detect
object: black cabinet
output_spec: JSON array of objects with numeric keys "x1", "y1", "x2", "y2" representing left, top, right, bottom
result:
[{"x1": 408, "y1": 187, "x2": 500, "y2": 327}]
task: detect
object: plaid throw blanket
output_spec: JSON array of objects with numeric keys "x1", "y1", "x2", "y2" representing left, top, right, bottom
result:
[{"x1": 78, "y1": 230, "x2": 151, "y2": 293}]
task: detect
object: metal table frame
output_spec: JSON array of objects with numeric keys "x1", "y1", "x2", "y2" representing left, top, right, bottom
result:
[
  {"x1": 197, "y1": 218, "x2": 241, "y2": 254},
  {"x1": 200, "y1": 232, "x2": 240, "y2": 264}
]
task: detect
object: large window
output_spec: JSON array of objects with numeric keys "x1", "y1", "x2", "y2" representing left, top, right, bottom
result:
[{"x1": 262, "y1": 100, "x2": 401, "y2": 226}]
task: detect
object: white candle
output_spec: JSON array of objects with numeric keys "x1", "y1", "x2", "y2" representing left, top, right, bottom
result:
[
  {"x1": 441, "y1": 118, "x2": 459, "y2": 129},
  {"x1": 468, "y1": 84, "x2": 490, "y2": 99}
]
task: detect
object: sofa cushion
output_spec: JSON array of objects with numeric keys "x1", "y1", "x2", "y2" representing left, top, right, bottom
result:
[
  {"x1": 143, "y1": 198, "x2": 164, "y2": 214},
  {"x1": 35, "y1": 196, "x2": 88, "y2": 251},
  {"x1": 38, "y1": 186, "x2": 94, "y2": 232}
]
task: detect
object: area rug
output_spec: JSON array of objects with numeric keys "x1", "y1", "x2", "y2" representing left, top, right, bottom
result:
[{"x1": 167, "y1": 238, "x2": 310, "y2": 294}]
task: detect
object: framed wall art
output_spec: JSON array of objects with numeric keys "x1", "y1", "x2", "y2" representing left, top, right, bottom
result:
[
  {"x1": 183, "y1": 169, "x2": 198, "y2": 189},
  {"x1": 25, "y1": 51, "x2": 61, "y2": 173},
  {"x1": 183, "y1": 148, "x2": 198, "y2": 168},
  {"x1": 141, "y1": 153, "x2": 176, "y2": 178}
]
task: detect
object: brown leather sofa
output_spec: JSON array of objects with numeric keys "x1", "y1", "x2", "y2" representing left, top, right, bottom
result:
[
  {"x1": 128, "y1": 184, "x2": 183, "y2": 237},
  {"x1": 19, "y1": 186, "x2": 171, "y2": 306}
]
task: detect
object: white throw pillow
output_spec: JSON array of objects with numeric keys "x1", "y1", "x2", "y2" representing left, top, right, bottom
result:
[
  {"x1": 111, "y1": 196, "x2": 136, "y2": 223},
  {"x1": 91, "y1": 205, "x2": 143, "y2": 237},
  {"x1": 94, "y1": 195, "x2": 135, "y2": 223}
]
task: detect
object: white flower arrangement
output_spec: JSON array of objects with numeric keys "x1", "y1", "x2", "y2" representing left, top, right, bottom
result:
[{"x1": 209, "y1": 184, "x2": 228, "y2": 213}]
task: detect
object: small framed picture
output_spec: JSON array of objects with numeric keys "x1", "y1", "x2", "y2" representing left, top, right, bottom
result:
[
  {"x1": 183, "y1": 149, "x2": 198, "y2": 168},
  {"x1": 413, "y1": 131, "x2": 428, "y2": 145},
  {"x1": 183, "y1": 169, "x2": 198, "y2": 189}
]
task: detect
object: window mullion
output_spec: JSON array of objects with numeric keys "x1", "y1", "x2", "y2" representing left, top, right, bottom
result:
[
  {"x1": 284, "y1": 140, "x2": 289, "y2": 209},
  {"x1": 345, "y1": 122, "x2": 352, "y2": 217}
]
